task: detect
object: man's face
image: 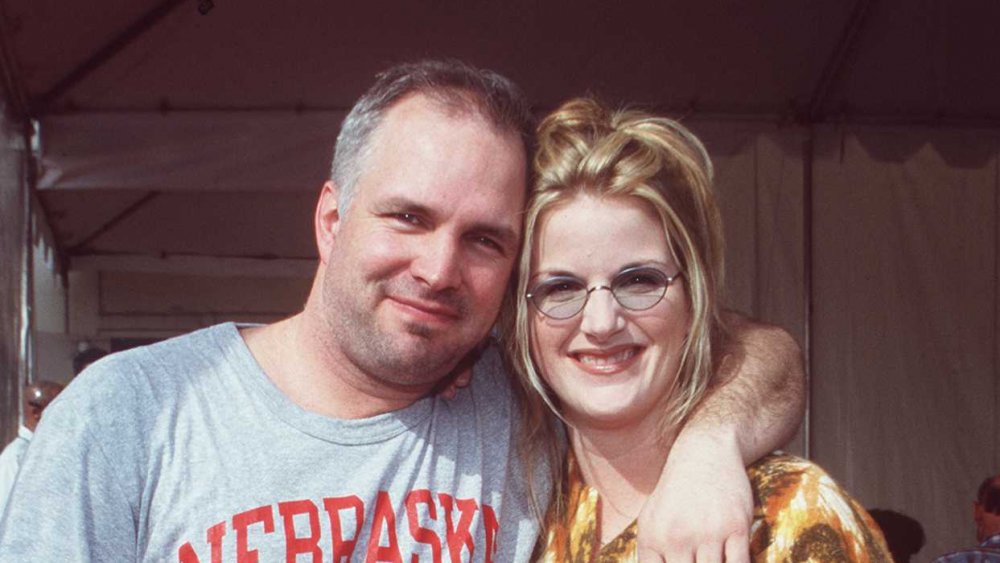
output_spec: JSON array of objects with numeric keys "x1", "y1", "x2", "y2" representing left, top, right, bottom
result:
[
  {"x1": 319, "y1": 95, "x2": 526, "y2": 389},
  {"x1": 23, "y1": 384, "x2": 61, "y2": 432}
]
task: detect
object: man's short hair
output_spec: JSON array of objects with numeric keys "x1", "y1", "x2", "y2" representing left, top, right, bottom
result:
[
  {"x1": 330, "y1": 59, "x2": 533, "y2": 213},
  {"x1": 978, "y1": 475, "x2": 1000, "y2": 514}
]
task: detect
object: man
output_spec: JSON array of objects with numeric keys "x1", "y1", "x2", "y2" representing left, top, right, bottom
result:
[
  {"x1": 0, "y1": 380, "x2": 64, "y2": 516},
  {"x1": 0, "y1": 60, "x2": 803, "y2": 561},
  {"x1": 933, "y1": 475, "x2": 1000, "y2": 562}
]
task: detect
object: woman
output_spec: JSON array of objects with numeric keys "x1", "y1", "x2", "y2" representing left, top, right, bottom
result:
[{"x1": 506, "y1": 98, "x2": 891, "y2": 561}]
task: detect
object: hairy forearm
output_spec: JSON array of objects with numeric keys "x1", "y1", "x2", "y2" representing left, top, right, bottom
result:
[
  {"x1": 681, "y1": 311, "x2": 805, "y2": 464},
  {"x1": 638, "y1": 314, "x2": 804, "y2": 558}
]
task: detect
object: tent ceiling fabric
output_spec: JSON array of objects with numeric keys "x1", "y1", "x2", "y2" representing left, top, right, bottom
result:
[
  {"x1": 10, "y1": 0, "x2": 851, "y2": 113},
  {"x1": 5, "y1": 1, "x2": 997, "y2": 116},
  {"x1": 3, "y1": 0, "x2": 999, "y2": 262}
]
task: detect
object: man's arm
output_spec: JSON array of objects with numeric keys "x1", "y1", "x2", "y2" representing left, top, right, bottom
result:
[{"x1": 637, "y1": 312, "x2": 806, "y2": 562}]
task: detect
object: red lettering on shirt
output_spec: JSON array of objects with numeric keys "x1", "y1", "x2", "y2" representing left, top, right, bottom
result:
[
  {"x1": 365, "y1": 491, "x2": 403, "y2": 563},
  {"x1": 323, "y1": 495, "x2": 364, "y2": 562},
  {"x1": 278, "y1": 500, "x2": 322, "y2": 563},
  {"x1": 482, "y1": 504, "x2": 499, "y2": 563},
  {"x1": 176, "y1": 490, "x2": 499, "y2": 562},
  {"x1": 233, "y1": 505, "x2": 275, "y2": 563},
  {"x1": 438, "y1": 493, "x2": 477, "y2": 562},
  {"x1": 177, "y1": 520, "x2": 226, "y2": 563},
  {"x1": 405, "y1": 489, "x2": 442, "y2": 563}
]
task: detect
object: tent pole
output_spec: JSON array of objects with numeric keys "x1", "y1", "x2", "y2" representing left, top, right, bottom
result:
[
  {"x1": 803, "y1": 127, "x2": 815, "y2": 460},
  {"x1": 807, "y1": 0, "x2": 875, "y2": 122},
  {"x1": 19, "y1": 124, "x2": 35, "y2": 390},
  {"x1": 994, "y1": 145, "x2": 1000, "y2": 471}
]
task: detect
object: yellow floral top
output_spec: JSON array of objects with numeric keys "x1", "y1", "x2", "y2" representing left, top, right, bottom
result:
[{"x1": 535, "y1": 453, "x2": 892, "y2": 562}]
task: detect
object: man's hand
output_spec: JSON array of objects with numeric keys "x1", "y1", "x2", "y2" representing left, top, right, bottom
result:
[
  {"x1": 437, "y1": 366, "x2": 472, "y2": 400},
  {"x1": 636, "y1": 313, "x2": 804, "y2": 561},
  {"x1": 636, "y1": 427, "x2": 752, "y2": 563},
  {"x1": 434, "y1": 340, "x2": 484, "y2": 400}
]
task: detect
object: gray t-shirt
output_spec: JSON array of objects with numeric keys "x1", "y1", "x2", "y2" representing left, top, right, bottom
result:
[{"x1": 0, "y1": 323, "x2": 547, "y2": 562}]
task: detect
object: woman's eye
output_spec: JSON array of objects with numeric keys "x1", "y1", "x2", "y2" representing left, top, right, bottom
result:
[
  {"x1": 623, "y1": 274, "x2": 655, "y2": 286},
  {"x1": 539, "y1": 280, "x2": 583, "y2": 300},
  {"x1": 615, "y1": 270, "x2": 666, "y2": 292}
]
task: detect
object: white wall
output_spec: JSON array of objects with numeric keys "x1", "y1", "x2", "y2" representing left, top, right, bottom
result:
[{"x1": 68, "y1": 267, "x2": 312, "y2": 339}]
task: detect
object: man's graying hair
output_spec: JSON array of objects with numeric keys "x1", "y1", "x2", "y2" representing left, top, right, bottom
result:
[{"x1": 330, "y1": 59, "x2": 534, "y2": 213}]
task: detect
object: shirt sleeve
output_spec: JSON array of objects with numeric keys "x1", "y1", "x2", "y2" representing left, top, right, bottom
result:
[
  {"x1": 0, "y1": 440, "x2": 24, "y2": 518},
  {"x1": 748, "y1": 454, "x2": 893, "y2": 563},
  {"x1": 0, "y1": 376, "x2": 141, "y2": 561}
]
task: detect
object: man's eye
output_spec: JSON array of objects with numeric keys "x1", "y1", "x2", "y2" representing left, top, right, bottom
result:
[
  {"x1": 472, "y1": 235, "x2": 503, "y2": 253},
  {"x1": 392, "y1": 213, "x2": 423, "y2": 227}
]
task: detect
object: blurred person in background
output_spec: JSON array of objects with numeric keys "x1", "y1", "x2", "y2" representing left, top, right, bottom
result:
[
  {"x1": 0, "y1": 380, "x2": 64, "y2": 516},
  {"x1": 933, "y1": 475, "x2": 1000, "y2": 562}
]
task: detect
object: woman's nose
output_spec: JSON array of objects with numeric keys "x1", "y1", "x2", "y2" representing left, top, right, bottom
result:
[{"x1": 579, "y1": 288, "x2": 625, "y2": 340}]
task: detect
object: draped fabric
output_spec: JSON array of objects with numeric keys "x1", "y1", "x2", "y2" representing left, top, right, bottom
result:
[
  {"x1": 696, "y1": 122, "x2": 999, "y2": 559},
  {"x1": 809, "y1": 127, "x2": 1000, "y2": 560}
]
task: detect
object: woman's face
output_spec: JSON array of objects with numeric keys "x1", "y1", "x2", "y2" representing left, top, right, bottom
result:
[{"x1": 529, "y1": 194, "x2": 690, "y2": 431}]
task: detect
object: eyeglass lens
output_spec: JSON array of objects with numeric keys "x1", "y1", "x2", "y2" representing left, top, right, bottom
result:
[{"x1": 528, "y1": 267, "x2": 675, "y2": 319}]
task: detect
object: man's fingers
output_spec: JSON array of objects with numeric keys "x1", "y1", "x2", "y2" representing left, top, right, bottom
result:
[
  {"x1": 636, "y1": 546, "x2": 666, "y2": 563},
  {"x1": 437, "y1": 365, "x2": 472, "y2": 400},
  {"x1": 695, "y1": 542, "x2": 724, "y2": 563},
  {"x1": 723, "y1": 532, "x2": 750, "y2": 563},
  {"x1": 453, "y1": 368, "x2": 472, "y2": 389}
]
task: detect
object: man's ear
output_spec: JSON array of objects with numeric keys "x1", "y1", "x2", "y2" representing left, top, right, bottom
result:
[{"x1": 315, "y1": 181, "x2": 341, "y2": 265}]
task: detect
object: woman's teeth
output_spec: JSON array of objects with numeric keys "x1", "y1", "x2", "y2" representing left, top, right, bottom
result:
[{"x1": 576, "y1": 347, "x2": 637, "y2": 366}]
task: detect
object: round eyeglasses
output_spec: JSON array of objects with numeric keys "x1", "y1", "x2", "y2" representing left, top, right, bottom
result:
[{"x1": 526, "y1": 266, "x2": 683, "y2": 320}]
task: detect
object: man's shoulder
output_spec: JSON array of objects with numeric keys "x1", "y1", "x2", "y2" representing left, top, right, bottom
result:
[{"x1": 53, "y1": 323, "x2": 245, "y2": 420}]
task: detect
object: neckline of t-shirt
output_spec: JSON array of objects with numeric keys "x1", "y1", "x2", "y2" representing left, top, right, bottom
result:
[{"x1": 213, "y1": 322, "x2": 436, "y2": 445}]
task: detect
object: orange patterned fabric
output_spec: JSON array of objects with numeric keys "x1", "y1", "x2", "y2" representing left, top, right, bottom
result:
[{"x1": 535, "y1": 453, "x2": 892, "y2": 562}]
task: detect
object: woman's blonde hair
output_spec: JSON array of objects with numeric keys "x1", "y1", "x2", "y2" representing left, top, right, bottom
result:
[{"x1": 502, "y1": 98, "x2": 727, "y2": 506}]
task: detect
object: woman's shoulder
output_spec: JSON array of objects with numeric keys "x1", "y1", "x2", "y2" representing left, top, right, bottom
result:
[
  {"x1": 747, "y1": 453, "x2": 893, "y2": 563},
  {"x1": 747, "y1": 453, "x2": 833, "y2": 491}
]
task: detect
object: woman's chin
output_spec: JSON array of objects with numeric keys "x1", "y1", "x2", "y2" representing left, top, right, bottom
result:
[{"x1": 562, "y1": 393, "x2": 655, "y2": 431}]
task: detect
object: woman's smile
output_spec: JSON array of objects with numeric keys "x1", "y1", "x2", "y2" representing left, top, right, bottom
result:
[{"x1": 570, "y1": 345, "x2": 643, "y2": 374}]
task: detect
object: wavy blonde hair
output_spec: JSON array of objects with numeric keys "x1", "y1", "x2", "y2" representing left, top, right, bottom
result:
[{"x1": 502, "y1": 98, "x2": 727, "y2": 502}]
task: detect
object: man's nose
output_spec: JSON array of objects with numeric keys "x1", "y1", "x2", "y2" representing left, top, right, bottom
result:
[
  {"x1": 579, "y1": 288, "x2": 625, "y2": 339},
  {"x1": 411, "y1": 235, "x2": 462, "y2": 291}
]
